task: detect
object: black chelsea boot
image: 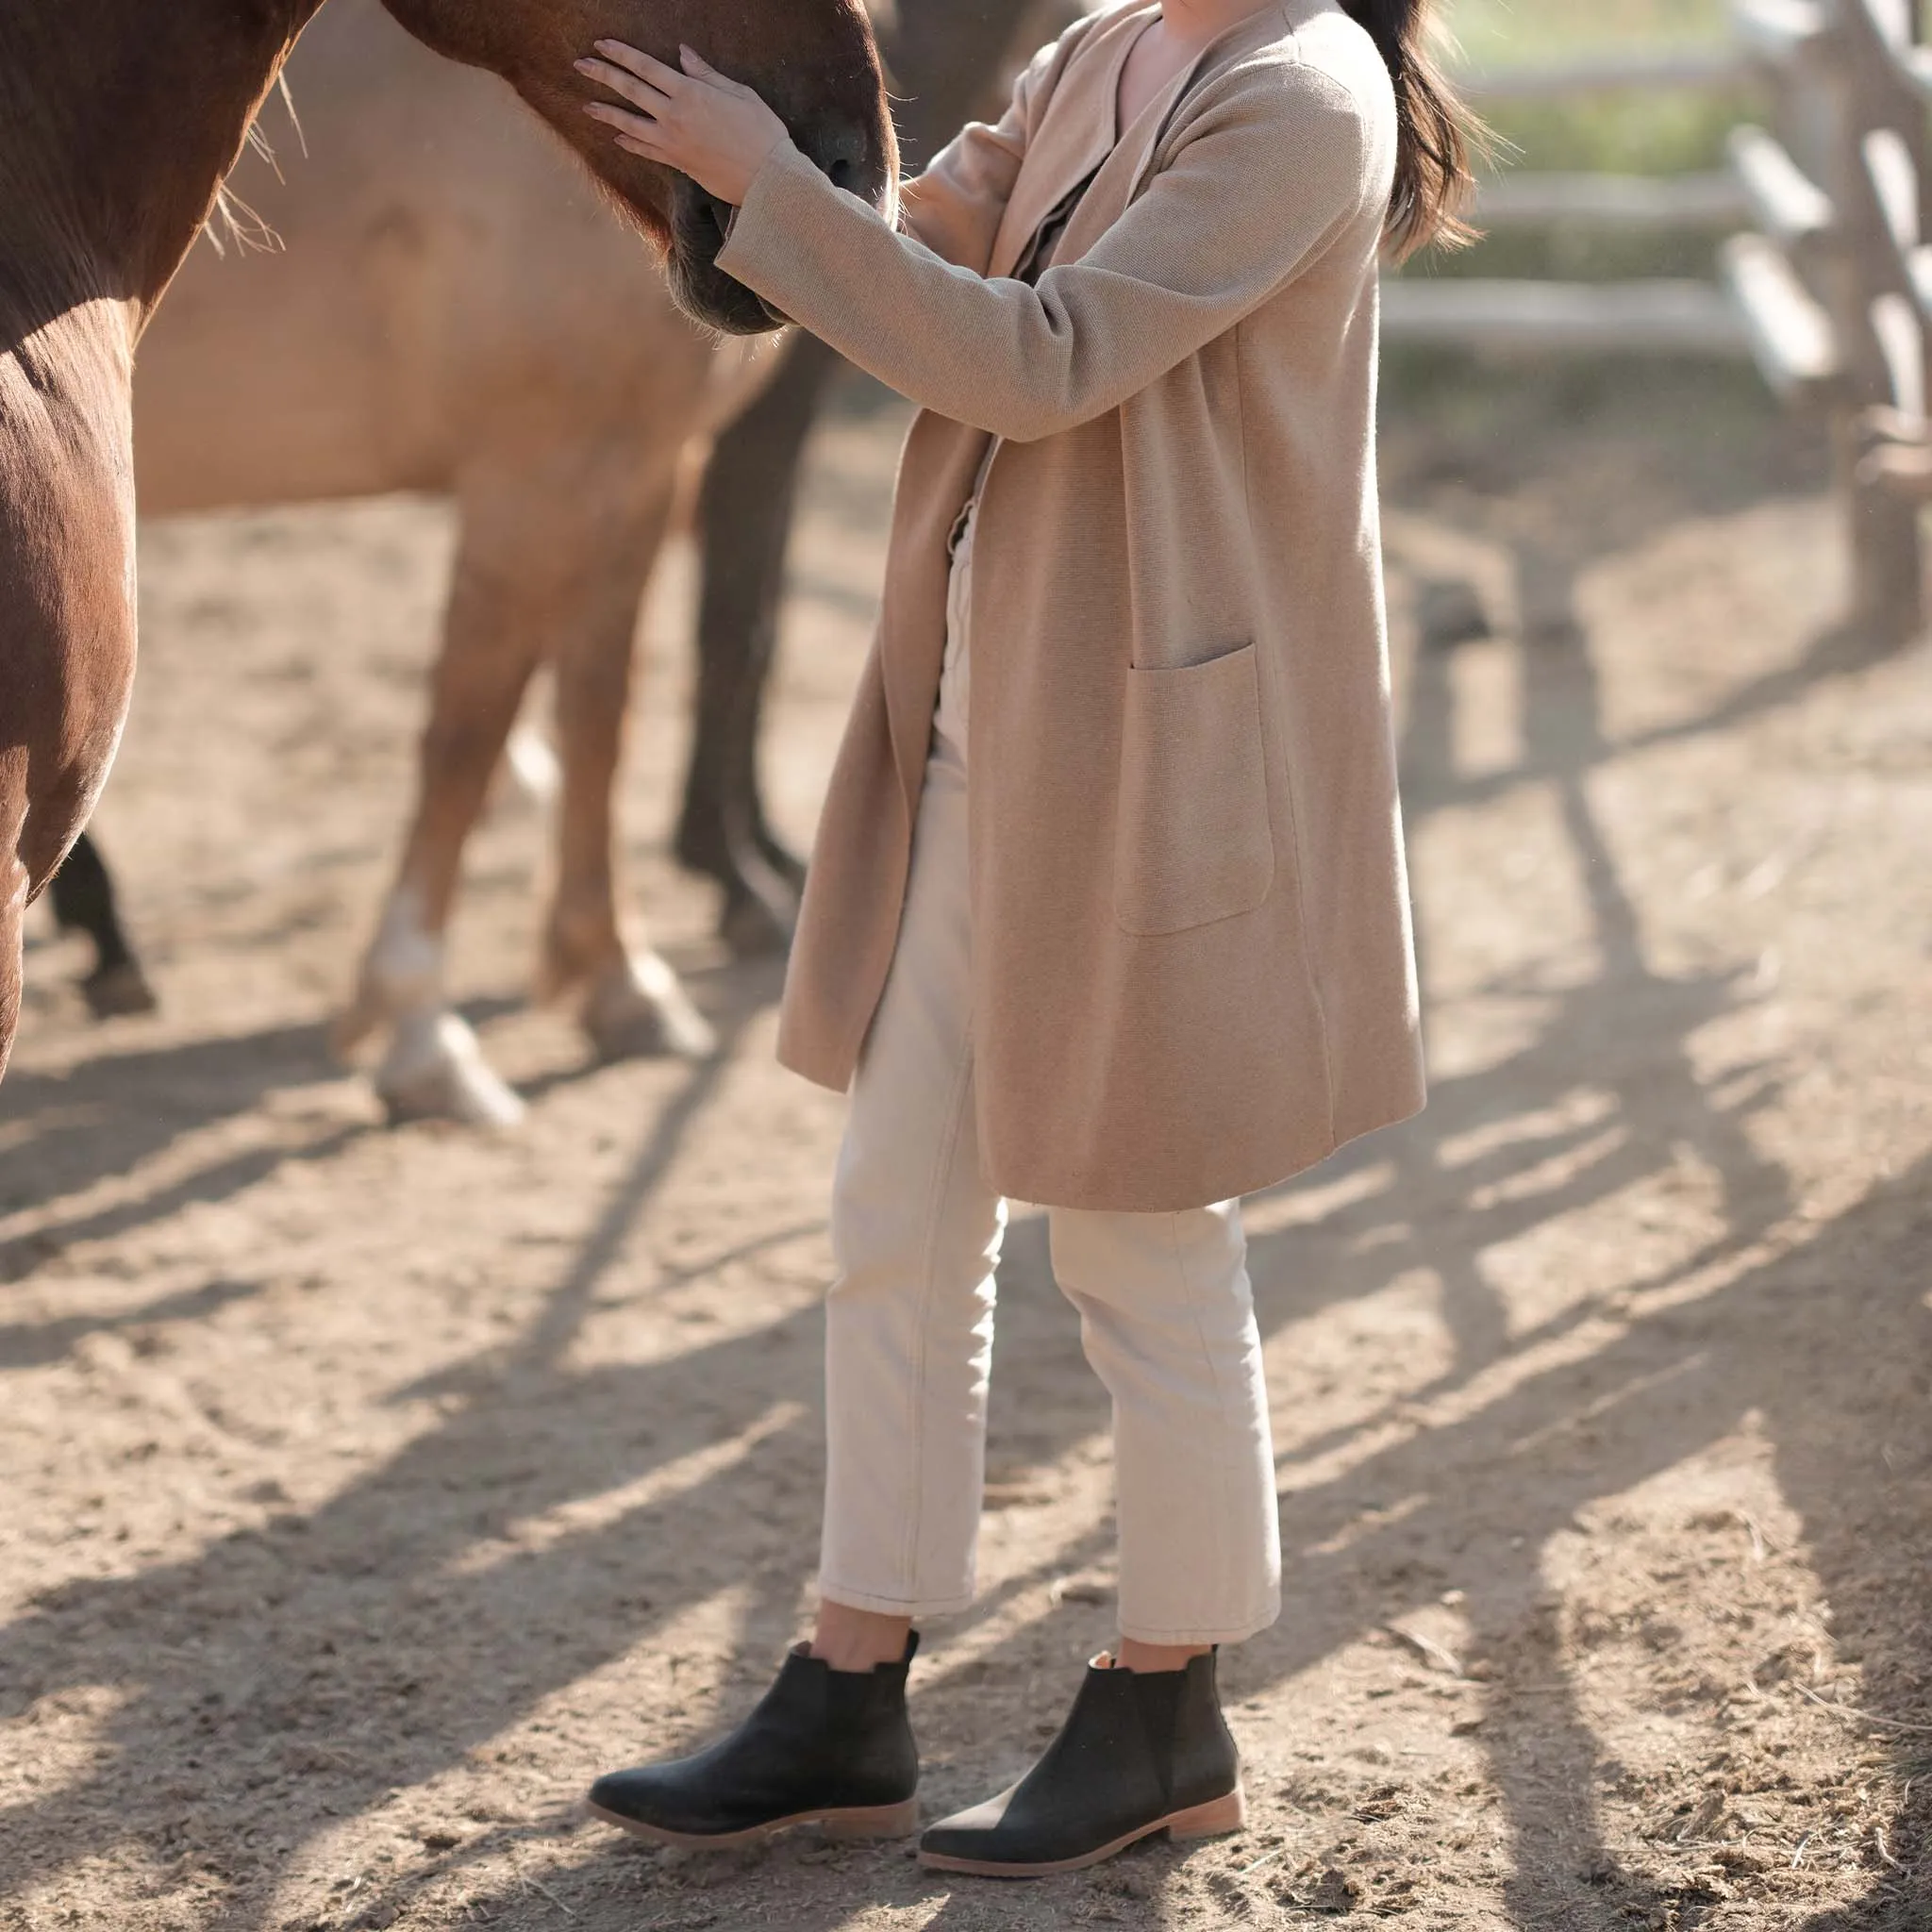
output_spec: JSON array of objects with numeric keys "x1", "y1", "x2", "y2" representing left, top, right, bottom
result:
[
  {"x1": 587, "y1": 1633, "x2": 920, "y2": 1847},
  {"x1": 920, "y1": 1648, "x2": 1242, "y2": 1876}
]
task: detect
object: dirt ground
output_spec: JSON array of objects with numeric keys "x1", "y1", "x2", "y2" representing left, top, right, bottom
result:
[{"x1": 3, "y1": 359, "x2": 1930, "y2": 1932}]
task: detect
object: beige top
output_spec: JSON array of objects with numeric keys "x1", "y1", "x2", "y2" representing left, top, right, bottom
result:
[{"x1": 717, "y1": 0, "x2": 1424, "y2": 1211}]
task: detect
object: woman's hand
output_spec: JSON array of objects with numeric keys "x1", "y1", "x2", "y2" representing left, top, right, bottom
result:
[{"x1": 575, "y1": 42, "x2": 790, "y2": 207}]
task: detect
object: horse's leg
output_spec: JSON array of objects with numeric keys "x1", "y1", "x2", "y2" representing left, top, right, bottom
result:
[
  {"x1": 679, "y1": 330, "x2": 843, "y2": 956},
  {"x1": 49, "y1": 831, "x2": 158, "y2": 1018},
  {"x1": 1, "y1": 775, "x2": 25, "y2": 1087},
  {"x1": 2, "y1": 305, "x2": 143, "y2": 1084},
  {"x1": 710, "y1": 341, "x2": 838, "y2": 892},
  {"x1": 335, "y1": 467, "x2": 553, "y2": 1126},
  {"x1": 541, "y1": 466, "x2": 715, "y2": 1063}
]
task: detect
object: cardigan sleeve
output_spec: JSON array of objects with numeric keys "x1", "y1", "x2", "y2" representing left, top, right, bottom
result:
[{"x1": 716, "y1": 63, "x2": 1376, "y2": 445}]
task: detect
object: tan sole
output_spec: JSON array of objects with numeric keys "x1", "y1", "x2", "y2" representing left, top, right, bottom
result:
[
  {"x1": 918, "y1": 1786, "x2": 1246, "y2": 1878},
  {"x1": 584, "y1": 1795, "x2": 919, "y2": 1850}
]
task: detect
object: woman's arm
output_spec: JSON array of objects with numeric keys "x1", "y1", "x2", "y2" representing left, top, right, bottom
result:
[
  {"x1": 717, "y1": 66, "x2": 1376, "y2": 443},
  {"x1": 575, "y1": 42, "x2": 1378, "y2": 443}
]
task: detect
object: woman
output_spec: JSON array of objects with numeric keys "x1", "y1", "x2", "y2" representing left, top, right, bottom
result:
[{"x1": 575, "y1": 0, "x2": 1478, "y2": 1878}]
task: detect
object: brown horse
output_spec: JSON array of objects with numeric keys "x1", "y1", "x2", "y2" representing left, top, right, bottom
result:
[
  {"x1": 133, "y1": 0, "x2": 783, "y2": 1125},
  {"x1": 0, "y1": 0, "x2": 894, "y2": 1086}
]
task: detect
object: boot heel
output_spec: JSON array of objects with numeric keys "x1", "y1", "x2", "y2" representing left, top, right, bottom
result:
[
  {"x1": 824, "y1": 1797, "x2": 921, "y2": 1840},
  {"x1": 1167, "y1": 1787, "x2": 1246, "y2": 1840}
]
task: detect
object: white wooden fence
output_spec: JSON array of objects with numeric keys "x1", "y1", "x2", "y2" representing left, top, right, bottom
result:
[
  {"x1": 1408, "y1": 6, "x2": 1932, "y2": 641},
  {"x1": 1384, "y1": 50, "x2": 1755, "y2": 358}
]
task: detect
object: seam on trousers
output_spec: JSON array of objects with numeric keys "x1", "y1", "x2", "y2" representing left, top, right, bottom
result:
[
  {"x1": 820, "y1": 1576, "x2": 978, "y2": 1620},
  {"x1": 899, "y1": 1020, "x2": 977, "y2": 1600},
  {"x1": 1167, "y1": 1210, "x2": 1239, "y2": 1638},
  {"x1": 1115, "y1": 1596, "x2": 1281, "y2": 1646}
]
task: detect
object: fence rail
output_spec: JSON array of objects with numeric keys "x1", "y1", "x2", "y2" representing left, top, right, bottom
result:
[
  {"x1": 1382, "y1": 279, "x2": 1749, "y2": 356},
  {"x1": 1457, "y1": 49, "x2": 1759, "y2": 102},
  {"x1": 1384, "y1": 44, "x2": 1757, "y2": 358},
  {"x1": 1401, "y1": 10, "x2": 1932, "y2": 642},
  {"x1": 1473, "y1": 172, "x2": 1750, "y2": 229}
]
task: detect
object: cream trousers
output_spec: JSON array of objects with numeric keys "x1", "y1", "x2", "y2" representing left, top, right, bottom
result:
[{"x1": 817, "y1": 514, "x2": 1283, "y2": 1646}]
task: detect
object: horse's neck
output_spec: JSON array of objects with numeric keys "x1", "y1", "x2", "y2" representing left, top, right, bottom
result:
[
  {"x1": 887, "y1": 0, "x2": 1056, "y2": 158},
  {"x1": 0, "y1": 0, "x2": 328, "y2": 325}
]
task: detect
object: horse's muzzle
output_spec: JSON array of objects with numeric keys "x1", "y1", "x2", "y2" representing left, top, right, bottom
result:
[{"x1": 667, "y1": 181, "x2": 787, "y2": 336}]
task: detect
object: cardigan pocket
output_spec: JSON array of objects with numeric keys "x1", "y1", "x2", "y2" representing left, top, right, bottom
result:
[{"x1": 1113, "y1": 642, "x2": 1276, "y2": 937}]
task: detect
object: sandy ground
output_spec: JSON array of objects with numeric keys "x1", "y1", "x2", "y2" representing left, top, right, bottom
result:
[{"x1": 3, "y1": 362, "x2": 1931, "y2": 1932}]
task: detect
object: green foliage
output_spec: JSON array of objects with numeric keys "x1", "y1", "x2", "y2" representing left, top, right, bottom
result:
[
  {"x1": 1443, "y1": 0, "x2": 1748, "y2": 178},
  {"x1": 1443, "y1": 0, "x2": 1731, "y2": 68},
  {"x1": 1408, "y1": 217, "x2": 1733, "y2": 285},
  {"x1": 1475, "y1": 88, "x2": 1756, "y2": 180},
  {"x1": 1400, "y1": 0, "x2": 1756, "y2": 278}
]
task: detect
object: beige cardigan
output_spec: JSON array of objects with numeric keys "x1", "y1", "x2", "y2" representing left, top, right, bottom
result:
[{"x1": 716, "y1": 0, "x2": 1424, "y2": 1211}]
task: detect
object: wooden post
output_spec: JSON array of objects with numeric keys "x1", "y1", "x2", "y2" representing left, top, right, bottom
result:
[
  {"x1": 1827, "y1": 0, "x2": 1925, "y2": 641},
  {"x1": 1435, "y1": 18, "x2": 1932, "y2": 641}
]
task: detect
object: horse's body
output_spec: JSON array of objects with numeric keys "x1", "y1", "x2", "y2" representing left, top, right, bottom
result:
[
  {"x1": 0, "y1": 0, "x2": 891, "y2": 1087},
  {"x1": 135, "y1": 0, "x2": 780, "y2": 1123}
]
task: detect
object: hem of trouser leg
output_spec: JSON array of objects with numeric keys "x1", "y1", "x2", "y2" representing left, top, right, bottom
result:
[
  {"x1": 1115, "y1": 1596, "x2": 1282, "y2": 1648},
  {"x1": 820, "y1": 1579, "x2": 976, "y2": 1619}
]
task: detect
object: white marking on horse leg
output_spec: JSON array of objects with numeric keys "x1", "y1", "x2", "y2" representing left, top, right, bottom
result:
[
  {"x1": 333, "y1": 886, "x2": 524, "y2": 1128},
  {"x1": 333, "y1": 889, "x2": 527, "y2": 1125},
  {"x1": 364, "y1": 883, "x2": 446, "y2": 1012},
  {"x1": 332, "y1": 882, "x2": 445, "y2": 1059},
  {"x1": 503, "y1": 722, "x2": 562, "y2": 808}
]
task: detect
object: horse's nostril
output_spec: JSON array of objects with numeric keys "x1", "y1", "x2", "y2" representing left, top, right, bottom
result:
[{"x1": 814, "y1": 124, "x2": 870, "y2": 196}]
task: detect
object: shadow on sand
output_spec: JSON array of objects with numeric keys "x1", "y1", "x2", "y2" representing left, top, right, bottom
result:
[{"x1": 0, "y1": 394, "x2": 1925, "y2": 1930}]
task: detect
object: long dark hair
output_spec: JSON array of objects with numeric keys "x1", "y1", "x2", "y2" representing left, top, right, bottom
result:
[{"x1": 1340, "y1": 0, "x2": 1487, "y2": 261}]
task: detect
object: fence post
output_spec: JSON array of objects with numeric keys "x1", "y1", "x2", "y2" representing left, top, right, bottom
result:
[{"x1": 1827, "y1": 0, "x2": 1925, "y2": 640}]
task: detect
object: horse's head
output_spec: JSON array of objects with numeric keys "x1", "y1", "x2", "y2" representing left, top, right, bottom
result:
[{"x1": 379, "y1": 0, "x2": 897, "y2": 334}]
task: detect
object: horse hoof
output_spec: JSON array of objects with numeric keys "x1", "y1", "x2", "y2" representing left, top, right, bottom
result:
[
  {"x1": 580, "y1": 953, "x2": 717, "y2": 1063},
  {"x1": 719, "y1": 889, "x2": 793, "y2": 958},
  {"x1": 754, "y1": 826, "x2": 808, "y2": 894},
  {"x1": 718, "y1": 847, "x2": 801, "y2": 958},
  {"x1": 331, "y1": 984, "x2": 385, "y2": 1063},
  {"x1": 82, "y1": 959, "x2": 158, "y2": 1019},
  {"x1": 375, "y1": 1013, "x2": 526, "y2": 1129}
]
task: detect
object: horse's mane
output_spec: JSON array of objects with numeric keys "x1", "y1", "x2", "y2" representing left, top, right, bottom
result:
[{"x1": 204, "y1": 73, "x2": 303, "y2": 258}]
